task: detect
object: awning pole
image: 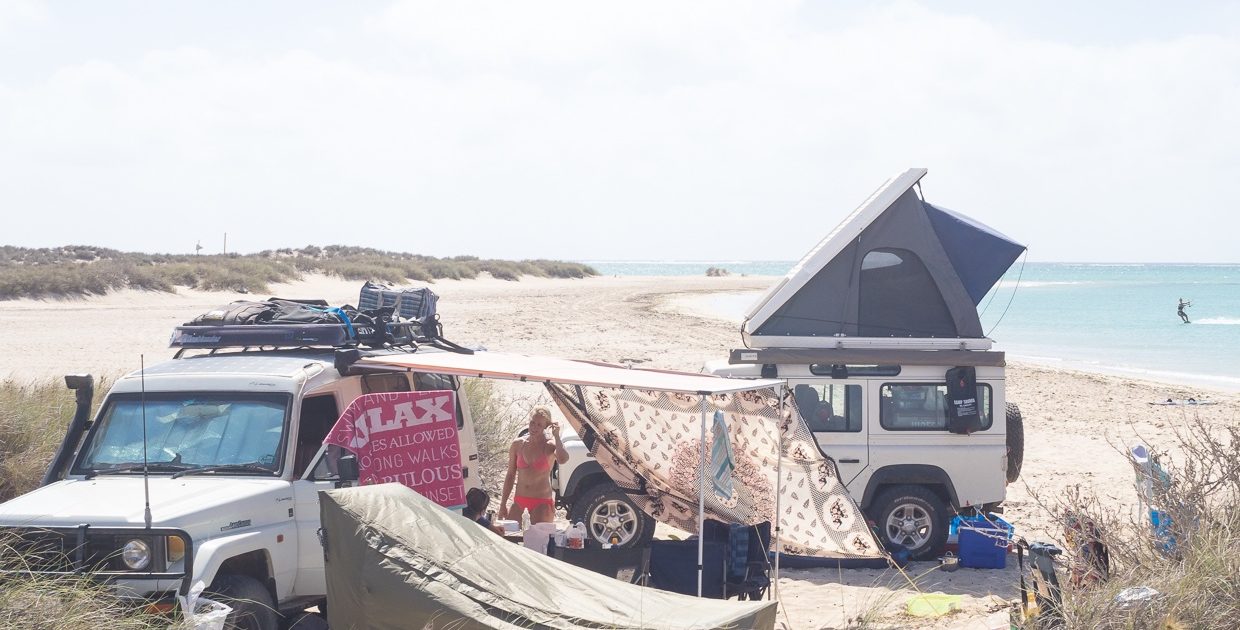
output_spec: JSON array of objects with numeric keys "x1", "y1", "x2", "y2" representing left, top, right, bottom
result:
[
  {"x1": 774, "y1": 384, "x2": 784, "y2": 602},
  {"x1": 697, "y1": 395, "x2": 707, "y2": 598}
]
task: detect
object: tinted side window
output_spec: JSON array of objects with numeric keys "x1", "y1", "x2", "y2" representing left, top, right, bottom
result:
[
  {"x1": 361, "y1": 373, "x2": 412, "y2": 394},
  {"x1": 879, "y1": 383, "x2": 992, "y2": 431},
  {"x1": 793, "y1": 383, "x2": 862, "y2": 433},
  {"x1": 296, "y1": 395, "x2": 338, "y2": 477}
]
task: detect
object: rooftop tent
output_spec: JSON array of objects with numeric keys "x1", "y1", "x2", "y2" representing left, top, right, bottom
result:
[
  {"x1": 743, "y1": 169, "x2": 1025, "y2": 346},
  {"x1": 320, "y1": 484, "x2": 778, "y2": 630}
]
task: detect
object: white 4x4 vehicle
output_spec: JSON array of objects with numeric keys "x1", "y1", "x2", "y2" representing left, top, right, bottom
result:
[
  {"x1": 0, "y1": 348, "x2": 481, "y2": 629},
  {"x1": 705, "y1": 351, "x2": 1023, "y2": 559},
  {"x1": 556, "y1": 167, "x2": 1028, "y2": 560},
  {"x1": 550, "y1": 351, "x2": 1023, "y2": 560}
]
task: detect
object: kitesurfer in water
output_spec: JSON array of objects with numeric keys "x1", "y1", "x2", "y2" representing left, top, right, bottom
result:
[{"x1": 1177, "y1": 298, "x2": 1192, "y2": 323}]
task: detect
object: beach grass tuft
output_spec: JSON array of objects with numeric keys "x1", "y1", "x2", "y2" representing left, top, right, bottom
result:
[
  {"x1": 0, "y1": 379, "x2": 86, "y2": 503},
  {"x1": 0, "y1": 245, "x2": 597, "y2": 299},
  {"x1": 1022, "y1": 413, "x2": 1240, "y2": 629},
  {"x1": 462, "y1": 377, "x2": 527, "y2": 497}
]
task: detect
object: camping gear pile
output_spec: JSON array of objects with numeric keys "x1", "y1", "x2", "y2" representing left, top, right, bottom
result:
[{"x1": 171, "y1": 282, "x2": 468, "y2": 352}]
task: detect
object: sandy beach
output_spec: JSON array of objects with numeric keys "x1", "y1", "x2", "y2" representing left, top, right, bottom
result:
[{"x1": 2, "y1": 274, "x2": 1236, "y2": 629}]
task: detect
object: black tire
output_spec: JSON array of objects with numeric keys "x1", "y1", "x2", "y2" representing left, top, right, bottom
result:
[
  {"x1": 206, "y1": 574, "x2": 279, "y2": 630},
  {"x1": 868, "y1": 485, "x2": 949, "y2": 560},
  {"x1": 286, "y1": 612, "x2": 329, "y2": 630},
  {"x1": 567, "y1": 481, "x2": 656, "y2": 549},
  {"x1": 1006, "y1": 403, "x2": 1025, "y2": 483}
]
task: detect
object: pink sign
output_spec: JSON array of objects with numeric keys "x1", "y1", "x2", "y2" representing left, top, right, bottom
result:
[{"x1": 324, "y1": 390, "x2": 466, "y2": 508}]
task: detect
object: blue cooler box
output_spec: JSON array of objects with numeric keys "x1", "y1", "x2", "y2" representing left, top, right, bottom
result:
[{"x1": 956, "y1": 515, "x2": 1013, "y2": 569}]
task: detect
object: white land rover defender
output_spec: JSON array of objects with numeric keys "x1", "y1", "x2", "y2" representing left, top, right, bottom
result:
[
  {"x1": 704, "y1": 347, "x2": 1023, "y2": 559},
  {"x1": 554, "y1": 168, "x2": 1028, "y2": 560},
  {"x1": 0, "y1": 346, "x2": 481, "y2": 629}
]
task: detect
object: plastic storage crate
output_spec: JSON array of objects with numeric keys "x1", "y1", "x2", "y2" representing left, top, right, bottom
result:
[{"x1": 957, "y1": 515, "x2": 1013, "y2": 569}]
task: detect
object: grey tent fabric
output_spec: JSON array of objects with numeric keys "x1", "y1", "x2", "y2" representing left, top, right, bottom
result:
[
  {"x1": 747, "y1": 170, "x2": 1025, "y2": 341},
  {"x1": 320, "y1": 483, "x2": 777, "y2": 630}
]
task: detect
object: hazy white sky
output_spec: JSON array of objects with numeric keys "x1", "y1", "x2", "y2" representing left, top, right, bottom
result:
[{"x1": 1, "y1": 1, "x2": 1237, "y2": 262}]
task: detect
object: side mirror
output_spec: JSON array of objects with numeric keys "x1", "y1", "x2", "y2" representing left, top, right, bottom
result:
[{"x1": 338, "y1": 453, "x2": 359, "y2": 483}]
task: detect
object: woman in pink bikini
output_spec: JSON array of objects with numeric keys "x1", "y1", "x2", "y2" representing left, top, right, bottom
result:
[{"x1": 499, "y1": 406, "x2": 569, "y2": 524}]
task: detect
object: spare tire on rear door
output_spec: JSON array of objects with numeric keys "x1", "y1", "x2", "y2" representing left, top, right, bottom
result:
[{"x1": 1006, "y1": 403, "x2": 1024, "y2": 483}]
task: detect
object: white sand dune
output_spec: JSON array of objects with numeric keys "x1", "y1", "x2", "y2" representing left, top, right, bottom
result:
[{"x1": 2, "y1": 274, "x2": 1235, "y2": 628}]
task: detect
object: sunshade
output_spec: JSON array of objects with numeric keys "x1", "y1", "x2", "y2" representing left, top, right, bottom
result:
[
  {"x1": 320, "y1": 483, "x2": 778, "y2": 630},
  {"x1": 360, "y1": 351, "x2": 783, "y2": 394}
]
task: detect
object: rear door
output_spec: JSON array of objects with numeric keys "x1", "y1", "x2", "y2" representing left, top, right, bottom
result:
[{"x1": 791, "y1": 379, "x2": 869, "y2": 487}]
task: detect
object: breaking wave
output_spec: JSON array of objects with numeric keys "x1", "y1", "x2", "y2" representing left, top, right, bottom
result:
[
  {"x1": 994, "y1": 280, "x2": 1088, "y2": 289},
  {"x1": 1196, "y1": 317, "x2": 1240, "y2": 325}
]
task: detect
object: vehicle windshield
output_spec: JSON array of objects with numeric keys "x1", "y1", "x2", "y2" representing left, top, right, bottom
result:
[{"x1": 76, "y1": 392, "x2": 290, "y2": 474}]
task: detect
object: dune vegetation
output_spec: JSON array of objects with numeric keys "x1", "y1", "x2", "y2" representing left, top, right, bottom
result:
[
  {"x1": 0, "y1": 245, "x2": 597, "y2": 299},
  {"x1": 1023, "y1": 415, "x2": 1240, "y2": 629}
]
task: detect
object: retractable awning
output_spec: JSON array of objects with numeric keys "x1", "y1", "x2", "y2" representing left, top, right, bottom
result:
[{"x1": 359, "y1": 350, "x2": 784, "y2": 395}]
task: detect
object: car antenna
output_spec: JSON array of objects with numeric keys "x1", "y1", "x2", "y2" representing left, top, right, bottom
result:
[{"x1": 141, "y1": 354, "x2": 152, "y2": 529}]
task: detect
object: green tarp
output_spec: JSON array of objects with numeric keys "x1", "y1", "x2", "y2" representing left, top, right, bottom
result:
[{"x1": 321, "y1": 484, "x2": 777, "y2": 630}]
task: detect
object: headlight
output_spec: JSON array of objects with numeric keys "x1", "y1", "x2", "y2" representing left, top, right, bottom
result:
[
  {"x1": 165, "y1": 535, "x2": 186, "y2": 564},
  {"x1": 121, "y1": 539, "x2": 151, "y2": 570}
]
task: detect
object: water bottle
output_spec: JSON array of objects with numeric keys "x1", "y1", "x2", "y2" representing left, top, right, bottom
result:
[
  {"x1": 568, "y1": 522, "x2": 586, "y2": 549},
  {"x1": 521, "y1": 510, "x2": 531, "y2": 531}
]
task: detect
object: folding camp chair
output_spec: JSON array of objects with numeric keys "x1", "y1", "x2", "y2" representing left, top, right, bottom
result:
[
  {"x1": 648, "y1": 539, "x2": 726, "y2": 598},
  {"x1": 703, "y1": 520, "x2": 772, "y2": 601},
  {"x1": 1015, "y1": 539, "x2": 1064, "y2": 629}
]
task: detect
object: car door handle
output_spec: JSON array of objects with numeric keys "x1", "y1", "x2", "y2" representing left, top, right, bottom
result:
[{"x1": 838, "y1": 458, "x2": 860, "y2": 464}]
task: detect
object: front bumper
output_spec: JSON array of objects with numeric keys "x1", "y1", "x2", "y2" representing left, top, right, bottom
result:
[{"x1": 0, "y1": 525, "x2": 194, "y2": 597}]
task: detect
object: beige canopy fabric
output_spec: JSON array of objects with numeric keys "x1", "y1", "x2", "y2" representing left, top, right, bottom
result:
[
  {"x1": 363, "y1": 349, "x2": 883, "y2": 561},
  {"x1": 549, "y1": 385, "x2": 883, "y2": 560},
  {"x1": 359, "y1": 350, "x2": 784, "y2": 394},
  {"x1": 320, "y1": 483, "x2": 777, "y2": 630}
]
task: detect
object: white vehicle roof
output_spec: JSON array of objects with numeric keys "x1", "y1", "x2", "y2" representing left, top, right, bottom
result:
[{"x1": 110, "y1": 351, "x2": 338, "y2": 395}]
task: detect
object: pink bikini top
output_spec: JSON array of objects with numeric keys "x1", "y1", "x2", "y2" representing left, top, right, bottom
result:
[{"x1": 516, "y1": 447, "x2": 552, "y2": 471}]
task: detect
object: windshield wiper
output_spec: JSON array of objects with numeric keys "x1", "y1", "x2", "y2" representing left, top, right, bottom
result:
[
  {"x1": 85, "y1": 463, "x2": 193, "y2": 479},
  {"x1": 171, "y1": 463, "x2": 277, "y2": 479}
]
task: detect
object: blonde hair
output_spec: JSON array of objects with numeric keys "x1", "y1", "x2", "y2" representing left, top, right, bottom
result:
[{"x1": 531, "y1": 406, "x2": 552, "y2": 421}]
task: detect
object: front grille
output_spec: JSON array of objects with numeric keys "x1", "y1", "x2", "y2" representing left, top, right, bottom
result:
[
  {"x1": 0, "y1": 526, "x2": 193, "y2": 597},
  {"x1": 1, "y1": 528, "x2": 153, "y2": 573}
]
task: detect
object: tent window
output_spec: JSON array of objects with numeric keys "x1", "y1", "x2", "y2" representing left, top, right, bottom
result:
[
  {"x1": 793, "y1": 383, "x2": 862, "y2": 433},
  {"x1": 858, "y1": 248, "x2": 957, "y2": 337},
  {"x1": 879, "y1": 383, "x2": 992, "y2": 431}
]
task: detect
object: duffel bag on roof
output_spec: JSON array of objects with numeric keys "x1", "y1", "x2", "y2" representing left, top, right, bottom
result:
[{"x1": 358, "y1": 282, "x2": 438, "y2": 322}]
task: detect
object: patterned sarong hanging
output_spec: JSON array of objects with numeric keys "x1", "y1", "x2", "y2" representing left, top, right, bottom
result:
[{"x1": 547, "y1": 384, "x2": 882, "y2": 559}]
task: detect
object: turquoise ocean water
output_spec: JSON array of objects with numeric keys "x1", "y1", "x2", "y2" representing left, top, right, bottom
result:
[{"x1": 583, "y1": 261, "x2": 1240, "y2": 391}]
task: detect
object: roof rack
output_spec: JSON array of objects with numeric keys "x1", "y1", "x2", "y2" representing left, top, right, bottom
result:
[{"x1": 169, "y1": 320, "x2": 424, "y2": 350}]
